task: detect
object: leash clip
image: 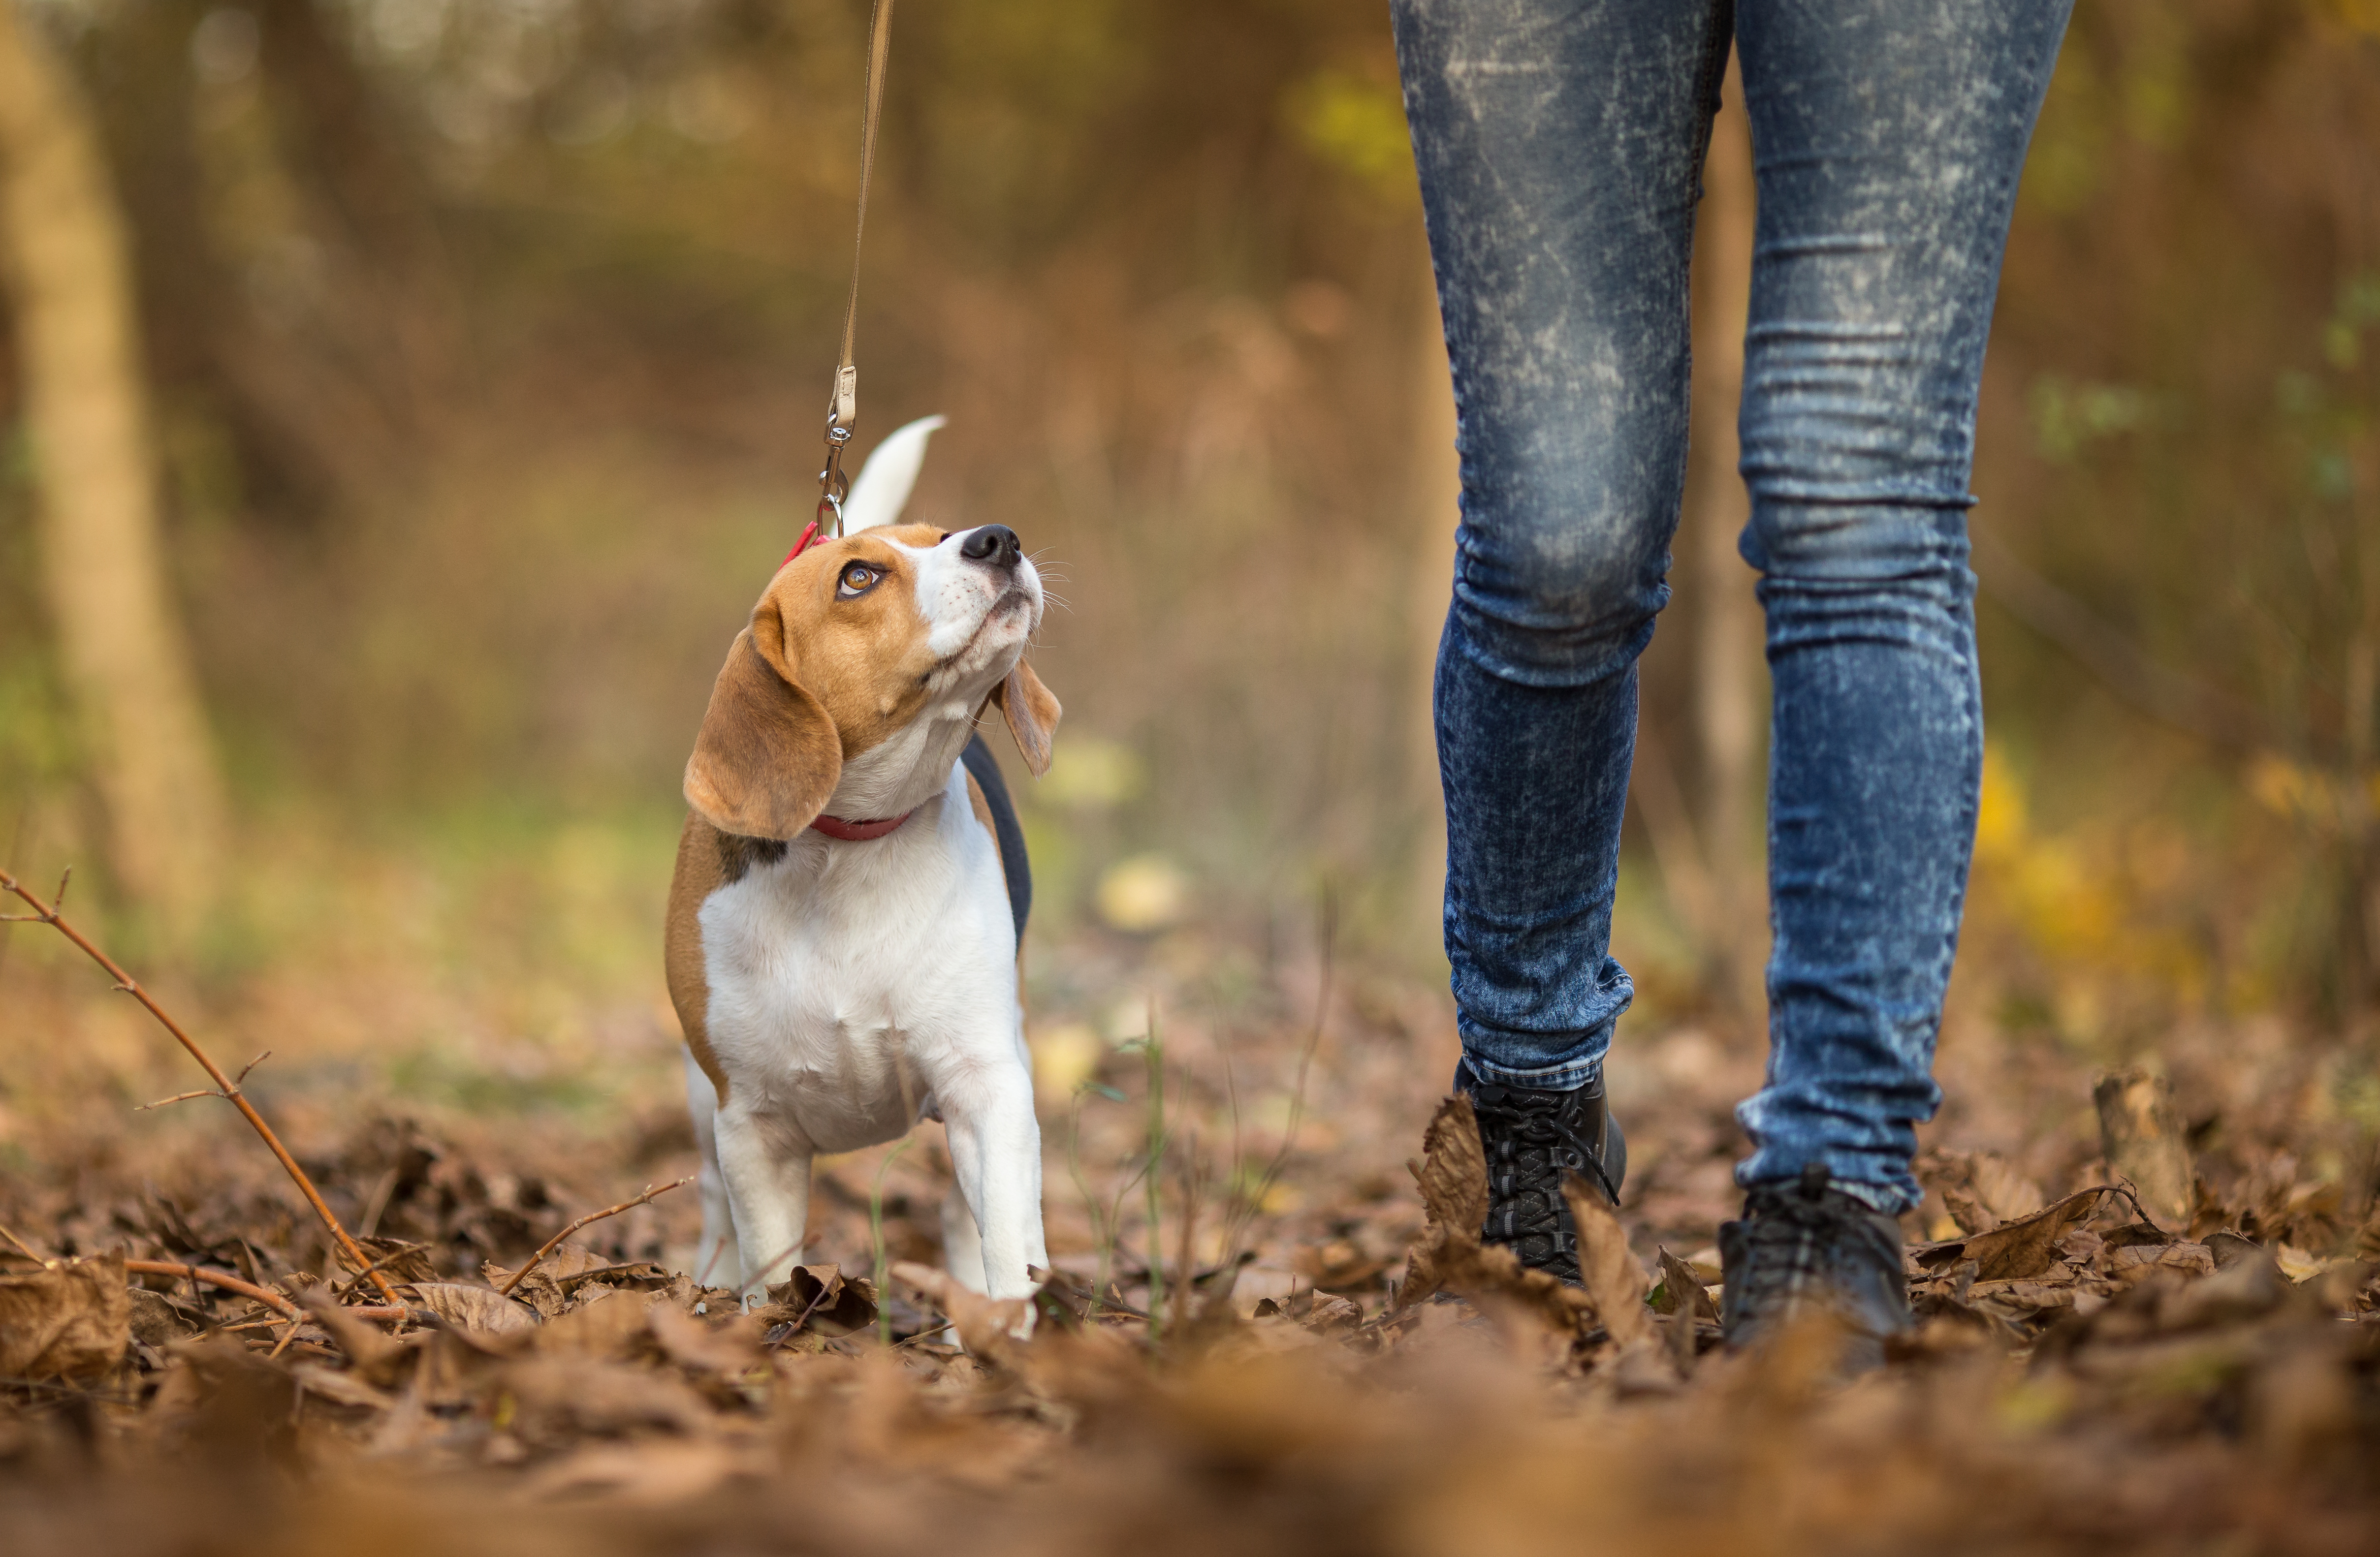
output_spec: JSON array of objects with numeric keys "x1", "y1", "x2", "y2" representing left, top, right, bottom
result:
[{"x1": 817, "y1": 416, "x2": 854, "y2": 539}]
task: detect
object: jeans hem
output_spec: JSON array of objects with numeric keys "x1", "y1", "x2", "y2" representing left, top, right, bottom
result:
[
  {"x1": 1459, "y1": 1052, "x2": 1604, "y2": 1091},
  {"x1": 1737, "y1": 1164, "x2": 1920, "y2": 1216}
]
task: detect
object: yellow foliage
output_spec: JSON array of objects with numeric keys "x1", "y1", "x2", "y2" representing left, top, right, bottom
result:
[
  {"x1": 1283, "y1": 69, "x2": 1415, "y2": 204},
  {"x1": 2325, "y1": 0, "x2": 2380, "y2": 38},
  {"x1": 1968, "y1": 744, "x2": 2209, "y2": 1027},
  {"x1": 1974, "y1": 744, "x2": 2029, "y2": 863}
]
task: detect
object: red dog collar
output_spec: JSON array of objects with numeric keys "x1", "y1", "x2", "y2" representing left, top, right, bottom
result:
[
  {"x1": 809, "y1": 809, "x2": 916, "y2": 841},
  {"x1": 782, "y1": 519, "x2": 824, "y2": 568}
]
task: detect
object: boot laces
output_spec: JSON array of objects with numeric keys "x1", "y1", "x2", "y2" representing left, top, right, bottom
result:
[{"x1": 1469, "y1": 1086, "x2": 1613, "y2": 1278}]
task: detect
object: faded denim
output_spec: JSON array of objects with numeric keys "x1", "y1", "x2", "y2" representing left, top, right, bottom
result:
[{"x1": 1394, "y1": 0, "x2": 2071, "y2": 1211}]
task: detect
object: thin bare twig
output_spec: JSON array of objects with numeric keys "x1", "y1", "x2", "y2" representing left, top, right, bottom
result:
[
  {"x1": 136, "y1": 1089, "x2": 219, "y2": 1112},
  {"x1": 0, "y1": 1222, "x2": 50, "y2": 1263},
  {"x1": 0, "y1": 866, "x2": 401, "y2": 1303},
  {"x1": 126, "y1": 1259, "x2": 305, "y2": 1323},
  {"x1": 498, "y1": 1176, "x2": 694, "y2": 1297}
]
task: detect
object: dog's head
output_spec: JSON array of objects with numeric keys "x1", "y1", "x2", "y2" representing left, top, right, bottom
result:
[{"x1": 683, "y1": 420, "x2": 1059, "y2": 840}]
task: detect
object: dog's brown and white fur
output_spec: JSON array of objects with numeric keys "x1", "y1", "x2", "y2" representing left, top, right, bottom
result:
[{"x1": 665, "y1": 421, "x2": 1058, "y2": 1305}]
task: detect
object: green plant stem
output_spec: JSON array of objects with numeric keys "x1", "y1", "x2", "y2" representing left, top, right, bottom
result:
[
  {"x1": 1143, "y1": 1009, "x2": 1167, "y2": 1339},
  {"x1": 871, "y1": 1137, "x2": 917, "y2": 1347}
]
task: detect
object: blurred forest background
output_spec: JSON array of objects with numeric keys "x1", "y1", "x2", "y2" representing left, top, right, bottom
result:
[{"x1": 1, "y1": 0, "x2": 2378, "y2": 1169}]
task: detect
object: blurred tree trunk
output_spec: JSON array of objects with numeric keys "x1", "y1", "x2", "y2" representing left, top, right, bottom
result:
[
  {"x1": 0, "y1": 1, "x2": 226, "y2": 944},
  {"x1": 1682, "y1": 58, "x2": 1765, "y2": 1015}
]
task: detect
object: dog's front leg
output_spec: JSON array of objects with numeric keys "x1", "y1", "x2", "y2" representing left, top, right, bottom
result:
[
  {"x1": 682, "y1": 1052, "x2": 738, "y2": 1288},
  {"x1": 941, "y1": 1069, "x2": 1046, "y2": 1300},
  {"x1": 710, "y1": 1099, "x2": 812, "y2": 1308}
]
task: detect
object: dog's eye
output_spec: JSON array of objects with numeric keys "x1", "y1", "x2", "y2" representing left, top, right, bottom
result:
[{"x1": 838, "y1": 563, "x2": 881, "y2": 597}]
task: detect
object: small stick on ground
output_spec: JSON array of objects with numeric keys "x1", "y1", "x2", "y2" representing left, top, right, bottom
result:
[
  {"x1": 127, "y1": 1259, "x2": 307, "y2": 1323},
  {"x1": 499, "y1": 1176, "x2": 694, "y2": 1297},
  {"x1": 0, "y1": 1221, "x2": 48, "y2": 1263},
  {"x1": 0, "y1": 866, "x2": 401, "y2": 1304}
]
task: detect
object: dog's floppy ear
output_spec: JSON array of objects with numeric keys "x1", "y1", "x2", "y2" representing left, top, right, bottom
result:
[
  {"x1": 684, "y1": 608, "x2": 841, "y2": 839},
  {"x1": 990, "y1": 659, "x2": 1061, "y2": 777}
]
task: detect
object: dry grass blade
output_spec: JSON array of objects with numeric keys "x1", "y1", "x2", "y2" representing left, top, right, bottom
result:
[
  {"x1": 0, "y1": 1222, "x2": 47, "y2": 1263},
  {"x1": 498, "y1": 1176, "x2": 694, "y2": 1297},
  {"x1": 0, "y1": 866, "x2": 401, "y2": 1304}
]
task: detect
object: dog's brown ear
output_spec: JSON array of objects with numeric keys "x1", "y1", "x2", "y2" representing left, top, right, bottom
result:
[
  {"x1": 990, "y1": 659, "x2": 1061, "y2": 777},
  {"x1": 684, "y1": 612, "x2": 841, "y2": 840}
]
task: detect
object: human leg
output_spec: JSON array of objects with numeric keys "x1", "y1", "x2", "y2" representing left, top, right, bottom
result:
[
  {"x1": 1393, "y1": 0, "x2": 1732, "y2": 1091},
  {"x1": 1728, "y1": 0, "x2": 2072, "y2": 1214},
  {"x1": 1716, "y1": 0, "x2": 2072, "y2": 1362},
  {"x1": 1392, "y1": 0, "x2": 1731, "y2": 1279}
]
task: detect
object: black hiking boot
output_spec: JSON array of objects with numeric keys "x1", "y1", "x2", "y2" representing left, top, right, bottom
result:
[
  {"x1": 1718, "y1": 1164, "x2": 1911, "y2": 1374},
  {"x1": 1454, "y1": 1059, "x2": 1627, "y2": 1286}
]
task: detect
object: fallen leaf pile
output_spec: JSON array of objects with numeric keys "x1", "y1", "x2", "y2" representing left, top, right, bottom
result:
[{"x1": 2, "y1": 1072, "x2": 2375, "y2": 1557}]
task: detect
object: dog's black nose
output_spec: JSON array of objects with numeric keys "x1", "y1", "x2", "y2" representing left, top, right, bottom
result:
[{"x1": 959, "y1": 525, "x2": 1021, "y2": 568}]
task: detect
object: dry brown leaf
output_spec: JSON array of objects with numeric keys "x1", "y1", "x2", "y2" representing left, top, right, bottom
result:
[
  {"x1": 1655, "y1": 1246, "x2": 1719, "y2": 1322},
  {"x1": 890, "y1": 1261, "x2": 1036, "y2": 1355},
  {"x1": 125, "y1": 1285, "x2": 204, "y2": 1347},
  {"x1": 2110, "y1": 1242, "x2": 2217, "y2": 1281},
  {"x1": 497, "y1": 1354, "x2": 714, "y2": 1438},
  {"x1": 1394, "y1": 1094, "x2": 1492, "y2": 1312},
  {"x1": 647, "y1": 1301, "x2": 763, "y2": 1374},
  {"x1": 1563, "y1": 1178, "x2": 1650, "y2": 1346},
  {"x1": 0, "y1": 1252, "x2": 127, "y2": 1379},
  {"x1": 1967, "y1": 1278, "x2": 2082, "y2": 1317},
  {"x1": 299, "y1": 1290, "x2": 414, "y2": 1382},
  {"x1": 1960, "y1": 1188, "x2": 2108, "y2": 1281},
  {"x1": 532, "y1": 1287, "x2": 654, "y2": 1359},
  {"x1": 1425, "y1": 1235, "x2": 1590, "y2": 1336},
  {"x1": 1942, "y1": 1189, "x2": 1992, "y2": 1236},
  {"x1": 755, "y1": 1263, "x2": 877, "y2": 1339},
  {"x1": 522, "y1": 1438, "x2": 752, "y2": 1505},
  {"x1": 1969, "y1": 1153, "x2": 2048, "y2": 1223},
  {"x1": 1654, "y1": 1246, "x2": 1718, "y2": 1373},
  {"x1": 410, "y1": 1281, "x2": 539, "y2": 1338},
  {"x1": 346, "y1": 1236, "x2": 438, "y2": 1287},
  {"x1": 2161, "y1": 1251, "x2": 2286, "y2": 1332},
  {"x1": 289, "y1": 1360, "x2": 397, "y2": 1411},
  {"x1": 1296, "y1": 1291, "x2": 1364, "y2": 1336},
  {"x1": 1409, "y1": 1093, "x2": 1489, "y2": 1238},
  {"x1": 482, "y1": 1243, "x2": 652, "y2": 1319}
]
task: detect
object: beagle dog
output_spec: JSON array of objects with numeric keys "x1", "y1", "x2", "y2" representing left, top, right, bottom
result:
[{"x1": 665, "y1": 418, "x2": 1060, "y2": 1304}]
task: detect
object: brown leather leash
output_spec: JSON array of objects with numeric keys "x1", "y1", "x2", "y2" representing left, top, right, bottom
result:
[{"x1": 802, "y1": 0, "x2": 898, "y2": 558}]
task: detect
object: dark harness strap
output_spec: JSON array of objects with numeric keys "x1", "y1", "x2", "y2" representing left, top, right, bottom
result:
[{"x1": 960, "y1": 733, "x2": 1031, "y2": 942}]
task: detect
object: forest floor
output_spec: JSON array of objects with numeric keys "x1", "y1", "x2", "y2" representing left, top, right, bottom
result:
[{"x1": 3, "y1": 900, "x2": 2378, "y2": 1556}]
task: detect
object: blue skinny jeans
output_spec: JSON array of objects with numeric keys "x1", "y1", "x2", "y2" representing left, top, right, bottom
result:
[{"x1": 1394, "y1": 0, "x2": 2071, "y2": 1211}]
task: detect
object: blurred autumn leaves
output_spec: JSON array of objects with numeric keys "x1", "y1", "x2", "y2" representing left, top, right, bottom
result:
[{"x1": 0, "y1": 0, "x2": 2376, "y2": 1062}]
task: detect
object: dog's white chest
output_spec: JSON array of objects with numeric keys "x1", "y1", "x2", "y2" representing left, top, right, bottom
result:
[{"x1": 695, "y1": 766, "x2": 1017, "y2": 1154}]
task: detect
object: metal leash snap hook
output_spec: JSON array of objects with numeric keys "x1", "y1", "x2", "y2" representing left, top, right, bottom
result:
[{"x1": 818, "y1": 417, "x2": 854, "y2": 537}]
